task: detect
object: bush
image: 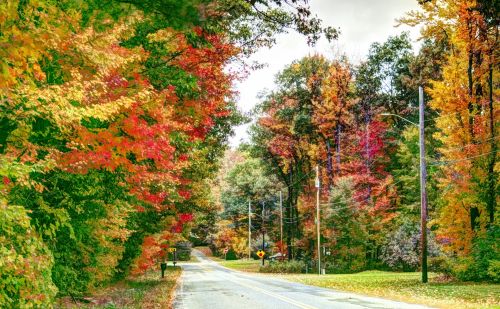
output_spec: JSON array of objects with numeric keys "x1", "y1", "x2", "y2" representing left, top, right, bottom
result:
[
  {"x1": 452, "y1": 226, "x2": 499, "y2": 282},
  {"x1": 487, "y1": 260, "x2": 500, "y2": 283},
  {"x1": 380, "y1": 220, "x2": 441, "y2": 272},
  {"x1": 0, "y1": 203, "x2": 58, "y2": 307},
  {"x1": 174, "y1": 242, "x2": 192, "y2": 261},
  {"x1": 224, "y1": 249, "x2": 238, "y2": 260},
  {"x1": 260, "y1": 260, "x2": 305, "y2": 273},
  {"x1": 453, "y1": 257, "x2": 478, "y2": 281},
  {"x1": 428, "y1": 255, "x2": 452, "y2": 275}
]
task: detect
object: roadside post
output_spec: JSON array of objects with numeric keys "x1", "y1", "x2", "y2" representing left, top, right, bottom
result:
[
  {"x1": 315, "y1": 165, "x2": 321, "y2": 275},
  {"x1": 160, "y1": 246, "x2": 168, "y2": 278},
  {"x1": 169, "y1": 247, "x2": 177, "y2": 266},
  {"x1": 257, "y1": 250, "x2": 266, "y2": 265},
  {"x1": 223, "y1": 247, "x2": 229, "y2": 260},
  {"x1": 160, "y1": 259, "x2": 167, "y2": 278}
]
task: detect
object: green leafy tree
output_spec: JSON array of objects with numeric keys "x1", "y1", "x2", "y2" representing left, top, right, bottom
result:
[
  {"x1": 0, "y1": 201, "x2": 58, "y2": 307},
  {"x1": 323, "y1": 177, "x2": 368, "y2": 273}
]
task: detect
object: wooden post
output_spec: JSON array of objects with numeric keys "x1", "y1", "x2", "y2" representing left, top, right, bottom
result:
[
  {"x1": 248, "y1": 200, "x2": 251, "y2": 259},
  {"x1": 315, "y1": 165, "x2": 321, "y2": 275},
  {"x1": 419, "y1": 86, "x2": 428, "y2": 283},
  {"x1": 279, "y1": 191, "x2": 283, "y2": 260}
]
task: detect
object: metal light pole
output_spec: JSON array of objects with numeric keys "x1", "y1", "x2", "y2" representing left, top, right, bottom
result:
[
  {"x1": 380, "y1": 85, "x2": 428, "y2": 283},
  {"x1": 315, "y1": 165, "x2": 321, "y2": 275},
  {"x1": 248, "y1": 200, "x2": 252, "y2": 260}
]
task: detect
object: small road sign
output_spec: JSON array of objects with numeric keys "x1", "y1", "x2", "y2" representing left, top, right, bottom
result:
[
  {"x1": 257, "y1": 250, "x2": 265, "y2": 259},
  {"x1": 223, "y1": 248, "x2": 229, "y2": 254},
  {"x1": 169, "y1": 247, "x2": 177, "y2": 253}
]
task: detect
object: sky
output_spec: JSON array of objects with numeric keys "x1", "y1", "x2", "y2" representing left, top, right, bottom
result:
[{"x1": 228, "y1": 0, "x2": 422, "y2": 147}]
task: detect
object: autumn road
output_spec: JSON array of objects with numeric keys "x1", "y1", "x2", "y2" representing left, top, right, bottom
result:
[{"x1": 173, "y1": 250, "x2": 432, "y2": 309}]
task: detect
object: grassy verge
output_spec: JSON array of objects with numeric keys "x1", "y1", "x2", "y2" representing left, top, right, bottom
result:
[
  {"x1": 280, "y1": 271, "x2": 499, "y2": 309},
  {"x1": 56, "y1": 266, "x2": 181, "y2": 309},
  {"x1": 217, "y1": 258, "x2": 262, "y2": 273},
  {"x1": 212, "y1": 258, "x2": 500, "y2": 309}
]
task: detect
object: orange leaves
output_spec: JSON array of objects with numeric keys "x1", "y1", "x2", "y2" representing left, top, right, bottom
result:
[
  {"x1": 403, "y1": 0, "x2": 499, "y2": 255},
  {"x1": 312, "y1": 60, "x2": 354, "y2": 140}
]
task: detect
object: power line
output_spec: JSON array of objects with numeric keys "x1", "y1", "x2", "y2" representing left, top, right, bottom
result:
[
  {"x1": 423, "y1": 102, "x2": 500, "y2": 123},
  {"x1": 429, "y1": 151, "x2": 497, "y2": 166},
  {"x1": 437, "y1": 135, "x2": 500, "y2": 153}
]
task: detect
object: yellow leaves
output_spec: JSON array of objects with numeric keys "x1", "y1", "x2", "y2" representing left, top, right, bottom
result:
[
  {"x1": 61, "y1": 88, "x2": 153, "y2": 124},
  {"x1": 0, "y1": 0, "x2": 77, "y2": 88},
  {"x1": 85, "y1": 201, "x2": 133, "y2": 283},
  {"x1": 291, "y1": 63, "x2": 301, "y2": 72},
  {"x1": 11, "y1": 17, "x2": 159, "y2": 128},
  {"x1": 148, "y1": 28, "x2": 179, "y2": 43},
  {"x1": 73, "y1": 18, "x2": 147, "y2": 77},
  {"x1": 403, "y1": 0, "x2": 498, "y2": 256}
]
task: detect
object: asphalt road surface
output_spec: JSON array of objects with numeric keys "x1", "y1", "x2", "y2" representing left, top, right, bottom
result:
[{"x1": 173, "y1": 250, "x2": 432, "y2": 309}]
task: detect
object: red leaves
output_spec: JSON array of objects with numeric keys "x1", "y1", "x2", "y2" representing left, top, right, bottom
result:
[
  {"x1": 51, "y1": 27, "x2": 236, "y2": 220},
  {"x1": 171, "y1": 223, "x2": 183, "y2": 234},
  {"x1": 177, "y1": 189, "x2": 191, "y2": 200},
  {"x1": 179, "y1": 213, "x2": 193, "y2": 223},
  {"x1": 357, "y1": 120, "x2": 388, "y2": 165}
]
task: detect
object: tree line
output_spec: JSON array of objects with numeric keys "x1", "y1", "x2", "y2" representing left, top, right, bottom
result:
[{"x1": 211, "y1": 0, "x2": 498, "y2": 281}]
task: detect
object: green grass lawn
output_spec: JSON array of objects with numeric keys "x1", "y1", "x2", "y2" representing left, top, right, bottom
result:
[
  {"x1": 56, "y1": 266, "x2": 182, "y2": 308},
  {"x1": 214, "y1": 258, "x2": 500, "y2": 309},
  {"x1": 217, "y1": 258, "x2": 262, "y2": 272},
  {"x1": 281, "y1": 271, "x2": 500, "y2": 309}
]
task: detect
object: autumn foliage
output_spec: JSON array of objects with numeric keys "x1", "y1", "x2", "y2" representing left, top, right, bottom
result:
[
  {"x1": 242, "y1": 0, "x2": 497, "y2": 278},
  {"x1": 0, "y1": 0, "x2": 237, "y2": 305}
]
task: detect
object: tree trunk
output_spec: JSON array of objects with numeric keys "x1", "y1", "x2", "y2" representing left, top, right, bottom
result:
[
  {"x1": 336, "y1": 125, "x2": 342, "y2": 176},
  {"x1": 486, "y1": 62, "x2": 497, "y2": 225},
  {"x1": 326, "y1": 139, "x2": 333, "y2": 188}
]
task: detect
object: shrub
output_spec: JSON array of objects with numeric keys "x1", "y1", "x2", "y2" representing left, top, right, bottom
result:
[
  {"x1": 174, "y1": 242, "x2": 192, "y2": 261},
  {"x1": 260, "y1": 260, "x2": 305, "y2": 273},
  {"x1": 0, "y1": 203, "x2": 58, "y2": 307},
  {"x1": 452, "y1": 226, "x2": 499, "y2": 282},
  {"x1": 380, "y1": 220, "x2": 441, "y2": 271},
  {"x1": 428, "y1": 255, "x2": 452, "y2": 275},
  {"x1": 487, "y1": 260, "x2": 500, "y2": 283}
]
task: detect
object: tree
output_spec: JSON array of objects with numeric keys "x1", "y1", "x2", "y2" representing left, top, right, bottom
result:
[
  {"x1": 222, "y1": 155, "x2": 281, "y2": 221},
  {"x1": 323, "y1": 177, "x2": 368, "y2": 273},
  {"x1": 403, "y1": 0, "x2": 498, "y2": 257},
  {"x1": 250, "y1": 55, "x2": 330, "y2": 259}
]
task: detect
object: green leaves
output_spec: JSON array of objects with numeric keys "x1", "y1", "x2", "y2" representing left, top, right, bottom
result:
[{"x1": 0, "y1": 201, "x2": 58, "y2": 307}]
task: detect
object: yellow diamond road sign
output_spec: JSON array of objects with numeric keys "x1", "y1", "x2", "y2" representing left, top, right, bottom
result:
[
  {"x1": 257, "y1": 250, "x2": 265, "y2": 258},
  {"x1": 169, "y1": 248, "x2": 176, "y2": 252}
]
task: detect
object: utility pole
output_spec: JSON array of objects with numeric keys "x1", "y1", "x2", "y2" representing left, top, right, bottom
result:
[
  {"x1": 419, "y1": 86, "x2": 428, "y2": 283},
  {"x1": 248, "y1": 200, "x2": 251, "y2": 260},
  {"x1": 279, "y1": 190, "x2": 283, "y2": 260},
  {"x1": 315, "y1": 165, "x2": 321, "y2": 275},
  {"x1": 380, "y1": 86, "x2": 428, "y2": 283}
]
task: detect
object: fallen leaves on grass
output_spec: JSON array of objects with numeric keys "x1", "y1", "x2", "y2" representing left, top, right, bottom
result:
[{"x1": 56, "y1": 266, "x2": 181, "y2": 309}]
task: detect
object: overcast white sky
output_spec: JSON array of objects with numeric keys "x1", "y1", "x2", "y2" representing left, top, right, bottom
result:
[{"x1": 229, "y1": 0, "x2": 422, "y2": 147}]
